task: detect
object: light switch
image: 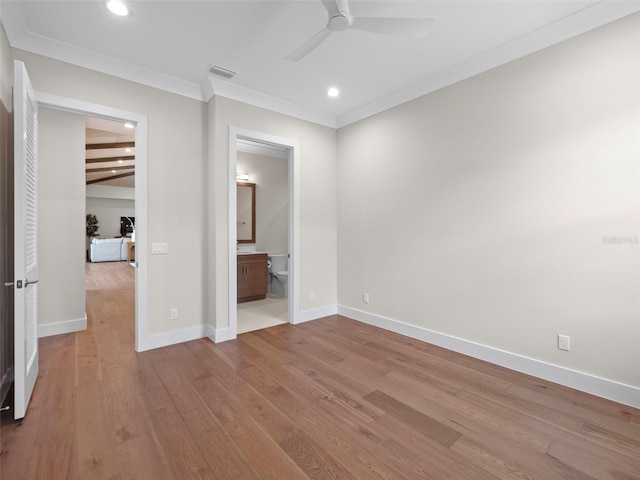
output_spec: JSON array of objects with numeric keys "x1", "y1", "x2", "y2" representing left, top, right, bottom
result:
[{"x1": 151, "y1": 242, "x2": 169, "y2": 254}]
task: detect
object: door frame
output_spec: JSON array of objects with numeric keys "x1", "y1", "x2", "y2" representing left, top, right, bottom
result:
[
  {"x1": 228, "y1": 127, "x2": 300, "y2": 338},
  {"x1": 36, "y1": 92, "x2": 148, "y2": 352}
]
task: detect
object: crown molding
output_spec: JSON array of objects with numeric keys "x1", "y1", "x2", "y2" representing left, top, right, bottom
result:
[
  {"x1": 203, "y1": 76, "x2": 337, "y2": 129},
  {"x1": 0, "y1": 0, "x2": 205, "y2": 101},
  {"x1": 1, "y1": 0, "x2": 338, "y2": 128},
  {"x1": 3, "y1": 1, "x2": 640, "y2": 130},
  {"x1": 336, "y1": 1, "x2": 640, "y2": 128}
]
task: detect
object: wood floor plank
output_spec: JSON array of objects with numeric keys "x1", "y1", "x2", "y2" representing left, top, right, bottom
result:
[
  {"x1": 194, "y1": 376, "x2": 310, "y2": 480},
  {"x1": 102, "y1": 363, "x2": 153, "y2": 443},
  {"x1": 255, "y1": 326, "x2": 345, "y2": 365},
  {"x1": 29, "y1": 433, "x2": 75, "y2": 480},
  {"x1": 138, "y1": 384, "x2": 217, "y2": 479},
  {"x1": 155, "y1": 357, "x2": 262, "y2": 480},
  {"x1": 219, "y1": 364, "x2": 358, "y2": 480},
  {"x1": 546, "y1": 436, "x2": 640, "y2": 480},
  {"x1": 231, "y1": 357, "x2": 407, "y2": 480},
  {"x1": 74, "y1": 380, "x2": 121, "y2": 480},
  {"x1": 450, "y1": 436, "x2": 597, "y2": 480},
  {"x1": 0, "y1": 404, "x2": 43, "y2": 480},
  {"x1": 363, "y1": 389, "x2": 461, "y2": 447},
  {"x1": 115, "y1": 434, "x2": 173, "y2": 480}
]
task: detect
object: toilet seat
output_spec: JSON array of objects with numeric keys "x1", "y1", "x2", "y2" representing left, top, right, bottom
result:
[{"x1": 275, "y1": 271, "x2": 288, "y2": 278}]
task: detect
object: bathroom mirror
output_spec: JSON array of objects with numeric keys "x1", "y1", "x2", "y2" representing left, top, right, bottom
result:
[{"x1": 237, "y1": 182, "x2": 255, "y2": 243}]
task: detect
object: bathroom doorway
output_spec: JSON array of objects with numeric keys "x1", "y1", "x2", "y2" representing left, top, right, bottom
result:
[
  {"x1": 228, "y1": 128, "x2": 300, "y2": 338},
  {"x1": 236, "y1": 140, "x2": 289, "y2": 333}
]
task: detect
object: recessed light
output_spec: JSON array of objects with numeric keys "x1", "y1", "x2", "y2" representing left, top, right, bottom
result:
[
  {"x1": 327, "y1": 87, "x2": 340, "y2": 97},
  {"x1": 125, "y1": 148, "x2": 132, "y2": 153},
  {"x1": 112, "y1": 170, "x2": 117, "y2": 173},
  {"x1": 118, "y1": 160, "x2": 124, "y2": 164},
  {"x1": 124, "y1": 122, "x2": 134, "y2": 129},
  {"x1": 107, "y1": 0, "x2": 129, "y2": 16}
]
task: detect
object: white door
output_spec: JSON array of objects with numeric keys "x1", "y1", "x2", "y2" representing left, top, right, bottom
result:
[{"x1": 13, "y1": 60, "x2": 39, "y2": 420}]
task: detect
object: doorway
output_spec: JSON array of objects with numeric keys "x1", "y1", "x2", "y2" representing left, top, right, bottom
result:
[
  {"x1": 36, "y1": 92, "x2": 148, "y2": 352},
  {"x1": 84, "y1": 116, "x2": 136, "y2": 342},
  {"x1": 236, "y1": 140, "x2": 289, "y2": 333},
  {"x1": 228, "y1": 127, "x2": 300, "y2": 339}
]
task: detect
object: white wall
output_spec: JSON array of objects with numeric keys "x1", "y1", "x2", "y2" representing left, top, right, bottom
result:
[
  {"x1": 237, "y1": 151, "x2": 288, "y2": 254},
  {"x1": 39, "y1": 107, "x2": 86, "y2": 328},
  {"x1": 86, "y1": 184, "x2": 135, "y2": 238},
  {"x1": 209, "y1": 97, "x2": 338, "y2": 330},
  {"x1": 86, "y1": 197, "x2": 134, "y2": 238},
  {"x1": 338, "y1": 14, "x2": 640, "y2": 389},
  {"x1": 13, "y1": 49, "x2": 207, "y2": 337}
]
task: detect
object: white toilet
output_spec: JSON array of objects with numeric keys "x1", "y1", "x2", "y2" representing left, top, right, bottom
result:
[{"x1": 268, "y1": 254, "x2": 288, "y2": 298}]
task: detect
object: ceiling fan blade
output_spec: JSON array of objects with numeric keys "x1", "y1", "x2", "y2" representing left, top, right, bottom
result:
[
  {"x1": 286, "y1": 27, "x2": 333, "y2": 61},
  {"x1": 351, "y1": 17, "x2": 434, "y2": 37}
]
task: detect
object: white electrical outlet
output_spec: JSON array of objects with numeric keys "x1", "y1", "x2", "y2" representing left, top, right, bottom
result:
[
  {"x1": 310, "y1": 291, "x2": 316, "y2": 301},
  {"x1": 363, "y1": 293, "x2": 370, "y2": 304},
  {"x1": 170, "y1": 308, "x2": 178, "y2": 320},
  {"x1": 558, "y1": 334, "x2": 570, "y2": 351}
]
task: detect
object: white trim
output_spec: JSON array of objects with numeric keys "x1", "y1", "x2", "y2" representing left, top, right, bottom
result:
[
  {"x1": 228, "y1": 127, "x2": 300, "y2": 342},
  {"x1": 38, "y1": 315, "x2": 87, "y2": 338},
  {"x1": 1, "y1": 1, "x2": 203, "y2": 102},
  {"x1": 294, "y1": 304, "x2": 338, "y2": 325},
  {"x1": 4, "y1": 1, "x2": 639, "y2": 130},
  {"x1": 338, "y1": 306, "x2": 640, "y2": 409},
  {"x1": 336, "y1": 2, "x2": 640, "y2": 128},
  {"x1": 34, "y1": 91, "x2": 149, "y2": 353},
  {"x1": 204, "y1": 324, "x2": 216, "y2": 343},
  {"x1": 210, "y1": 326, "x2": 235, "y2": 343},
  {"x1": 206, "y1": 78, "x2": 336, "y2": 129},
  {"x1": 137, "y1": 325, "x2": 206, "y2": 352},
  {"x1": 237, "y1": 138, "x2": 290, "y2": 160},
  {"x1": 228, "y1": 133, "x2": 239, "y2": 339}
]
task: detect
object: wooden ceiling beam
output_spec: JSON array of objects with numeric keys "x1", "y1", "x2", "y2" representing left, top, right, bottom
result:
[
  {"x1": 86, "y1": 172, "x2": 135, "y2": 185},
  {"x1": 86, "y1": 141, "x2": 135, "y2": 150},
  {"x1": 87, "y1": 165, "x2": 135, "y2": 173},
  {"x1": 86, "y1": 155, "x2": 135, "y2": 164}
]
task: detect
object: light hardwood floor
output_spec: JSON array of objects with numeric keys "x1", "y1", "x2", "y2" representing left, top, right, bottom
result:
[{"x1": 1, "y1": 261, "x2": 639, "y2": 479}]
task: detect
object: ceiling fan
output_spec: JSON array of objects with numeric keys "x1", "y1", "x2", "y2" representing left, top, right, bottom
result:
[{"x1": 286, "y1": 0, "x2": 434, "y2": 61}]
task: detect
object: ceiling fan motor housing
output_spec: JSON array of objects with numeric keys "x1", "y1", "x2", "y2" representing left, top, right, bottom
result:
[{"x1": 328, "y1": 13, "x2": 352, "y2": 31}]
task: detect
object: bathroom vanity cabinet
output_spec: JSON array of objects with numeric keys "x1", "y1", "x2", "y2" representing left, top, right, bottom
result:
[{"x1": 237, "y1": 253, "x2": 268, "y2": 303}]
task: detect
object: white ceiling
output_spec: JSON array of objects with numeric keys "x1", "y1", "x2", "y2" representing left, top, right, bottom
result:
[{"x1": 2, "y1": 1, "x2": 639, "y2": 128}]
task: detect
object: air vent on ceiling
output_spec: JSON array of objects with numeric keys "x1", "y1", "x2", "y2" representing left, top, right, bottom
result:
[{"x1": 208, "y1": 64, "x2": 237, "y2": 79}]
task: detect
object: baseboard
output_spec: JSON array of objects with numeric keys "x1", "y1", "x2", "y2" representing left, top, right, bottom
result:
[
  {"x1": 137, "y1": 324, "x2": 206, "y2": 352},
  {"x1": 38, "y1": 315, "x2": 87, "y2": 338},
  {"x1": 209, "y1": 325, "x2": 236, "y2": 343},
  {"x1": 338, "y1": 305, "x2": 640, "y2": 409},
  {"x1": 208, "y1": 305, "x2": 339, "y2": 343},
  {"x1": 294, "y1": 304, "x2": 338, "y2": 324}
]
